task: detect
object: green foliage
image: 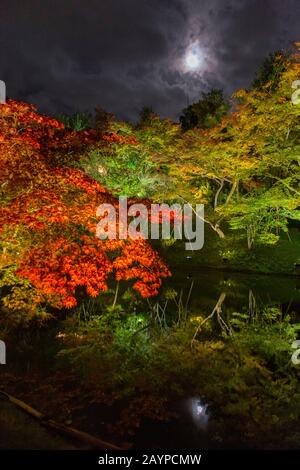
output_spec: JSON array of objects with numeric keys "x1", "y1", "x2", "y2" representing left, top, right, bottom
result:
[
  {"x1": 82, "y1": 145, "x2": 161, "y2": 198},
  {"x1": 77, "y1": 116, "x2": 180, "y2": 199},
  {"x1": 223, "y1": 189, "x2": 296, "y2": 249},
  {"x1": 230, "y1": 307, "x2": 300, "y2": 371},
  {"x1": 0, "y1": 265, "x2": 51, "y2": 328},
  {"x1": 160, "y1": 45, "x2": 300, "y2": 255},
  {"x1": 180, "y1": 89, "x2": 229, "y2": 131},
  {"x1": 252, "y1": 51, "x2": 289, "y2": 91},
  {"x1": 138, "y1": 106, "x2": 159, "y2": 127},
  {"x1": 56, "y1": 301, "x2": 300, "y2": 447},
  {"x1": 57, "y1": 111, "x2": 92, "y2": 131}
]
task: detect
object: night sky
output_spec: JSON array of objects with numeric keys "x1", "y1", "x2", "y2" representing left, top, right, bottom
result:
[{"x1": 1, "y1": 0, "x2": 299, "y2": 121}]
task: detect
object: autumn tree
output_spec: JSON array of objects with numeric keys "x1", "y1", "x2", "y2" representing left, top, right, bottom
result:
[
  {"x1": 138, "y1": 107, "x2": 159, "y2": 127},
  {"x1": 162, "y1": 43, "x2": 300, "y2": 249},
  {"x1": 0, "y1": 100, "x2": 170, "y2": 317},
  {"x1": 180, "y1": 89, "x2": 229, "y2": 131},
  {"x1": 252, "y1": 51, "x2": 289, "y2": 91}
]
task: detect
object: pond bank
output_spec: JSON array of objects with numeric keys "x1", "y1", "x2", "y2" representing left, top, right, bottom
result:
[{"x1": 0, "y1": 401, "x2": 78, "y2": 450}]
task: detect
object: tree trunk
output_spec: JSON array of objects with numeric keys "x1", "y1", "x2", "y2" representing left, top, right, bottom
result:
[{"x1": 0, "y1": 391, "x2": 122, "y2": 450}]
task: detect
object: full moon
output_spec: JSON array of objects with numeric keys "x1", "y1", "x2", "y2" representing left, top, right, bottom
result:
[
  {"x1": 185, "y1": 51, "x2": 201, "y2": 69},
  {"x1": 184, "y1": 42, "x2": 204, "y2": 72}
]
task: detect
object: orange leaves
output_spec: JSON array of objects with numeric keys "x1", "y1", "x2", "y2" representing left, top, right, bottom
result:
[
  {"x1": 101, "y1": 131, "x2": 138, "y2": 145},
  {"x1": 1, "y1": 99, "x2": 170, "y2": 310},
  {"x1": 0, "y1": 191, "x2": 70, "y2": 231},
  {"x1": 16, "y1": 236, "x2": 112, "y2": 308},
  {"x1": 54, "y1": 167, "x2": 106, "y2": 195},
  {"x1": 0, "y1": 100, "x2": 64, "y2": 154},
  {"x1": 63, "y1": 297, "x2": 78, "y2": 309},
  {"x1": 113, "y1": 240, "x2": 171, "y2": 298}
]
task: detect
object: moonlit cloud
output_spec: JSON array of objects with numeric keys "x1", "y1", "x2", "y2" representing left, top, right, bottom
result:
[
  {"x1": 0, "y1": 0, "x2": 299, "y2": 121},
  {"x1": 183, "y1": 41, "x2": 205, "y2": 72}
]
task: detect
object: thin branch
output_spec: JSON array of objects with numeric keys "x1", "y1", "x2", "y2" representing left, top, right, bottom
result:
[{"x1": 191, "y1": 292, "x2": 227, "y2": 347}]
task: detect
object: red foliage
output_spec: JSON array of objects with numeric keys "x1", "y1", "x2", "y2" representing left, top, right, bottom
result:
[
  {"x1": 0, "y1": 100, "x2": 170, "y2": 309},
  {"x1": 101, "y1": 131, "x2": 138, "y2": 145}
]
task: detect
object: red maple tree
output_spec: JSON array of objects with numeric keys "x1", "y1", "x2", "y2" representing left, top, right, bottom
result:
[{"x1": 0, "y1": 100, "x2": 170, "y2": 311}]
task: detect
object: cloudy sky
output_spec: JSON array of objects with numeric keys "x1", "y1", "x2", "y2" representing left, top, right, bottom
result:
[{"x1": 1, "y1": 0, "x2": 299, "y2": 121}]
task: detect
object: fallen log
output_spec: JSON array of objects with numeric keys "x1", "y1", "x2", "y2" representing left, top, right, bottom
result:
[{"x1": 0, "y1": 390, "x2": 122, "y2": 450}]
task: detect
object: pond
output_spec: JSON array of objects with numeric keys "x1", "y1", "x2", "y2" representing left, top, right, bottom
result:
[
  {"x1": 2, "y1": 266, "x2": 300, "y2": 450},
  {"x1": 133, "y1": 266, "x2": 300, "y2": 449},
  {"x1": 168, "y1": 264, "x2": 300, "y2": 318}
]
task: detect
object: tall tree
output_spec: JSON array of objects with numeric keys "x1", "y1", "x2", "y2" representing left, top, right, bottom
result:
[
  {"x1": 138, "y1": 106, "x2": 158, "y2": 127},
  {"x1": 180, "y1": 89, "x2": 229, "y2": 131},
  {"x1": 252, "y1": 51, "x2": 289, "y2": 91},
  {"x1": 164, "y1": 43, "x2": 300, "y2": 248}
]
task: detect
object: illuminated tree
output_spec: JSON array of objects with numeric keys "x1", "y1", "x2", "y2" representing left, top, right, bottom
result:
[
  {"x1": 0, "y1": 100, "x2": 170, "y2": 315},
  {"x1": 180, "y1": 89, "x2": 229, "y2": 131}
]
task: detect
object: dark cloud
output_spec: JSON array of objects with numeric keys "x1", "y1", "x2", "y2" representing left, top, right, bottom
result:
[{"x1": 0, "y1": 0, "x2": 299, "y2": 121}]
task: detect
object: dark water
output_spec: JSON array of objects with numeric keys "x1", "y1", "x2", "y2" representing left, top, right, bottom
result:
[
  {"x1": 133, "y1": 267, "x2": 300, "y2": 449},
  {"x1": 4, "y1": 268, "x2": 300, "y2": 449},
  {"x1": 168, "y1": 266, "x2": 300, "y2": 317}
]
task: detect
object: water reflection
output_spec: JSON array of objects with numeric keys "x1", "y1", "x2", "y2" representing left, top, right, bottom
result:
[
  {"x1": 187, "y1": 397, "x2": 210, "y2": 430},
  {"x1": 167, "y1": 267, "x2": 300, "y2": 318}
]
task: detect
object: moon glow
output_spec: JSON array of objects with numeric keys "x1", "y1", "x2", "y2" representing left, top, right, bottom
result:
[{"x1": 184, "y1": 42, "x2": 204, "y2": 71}]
